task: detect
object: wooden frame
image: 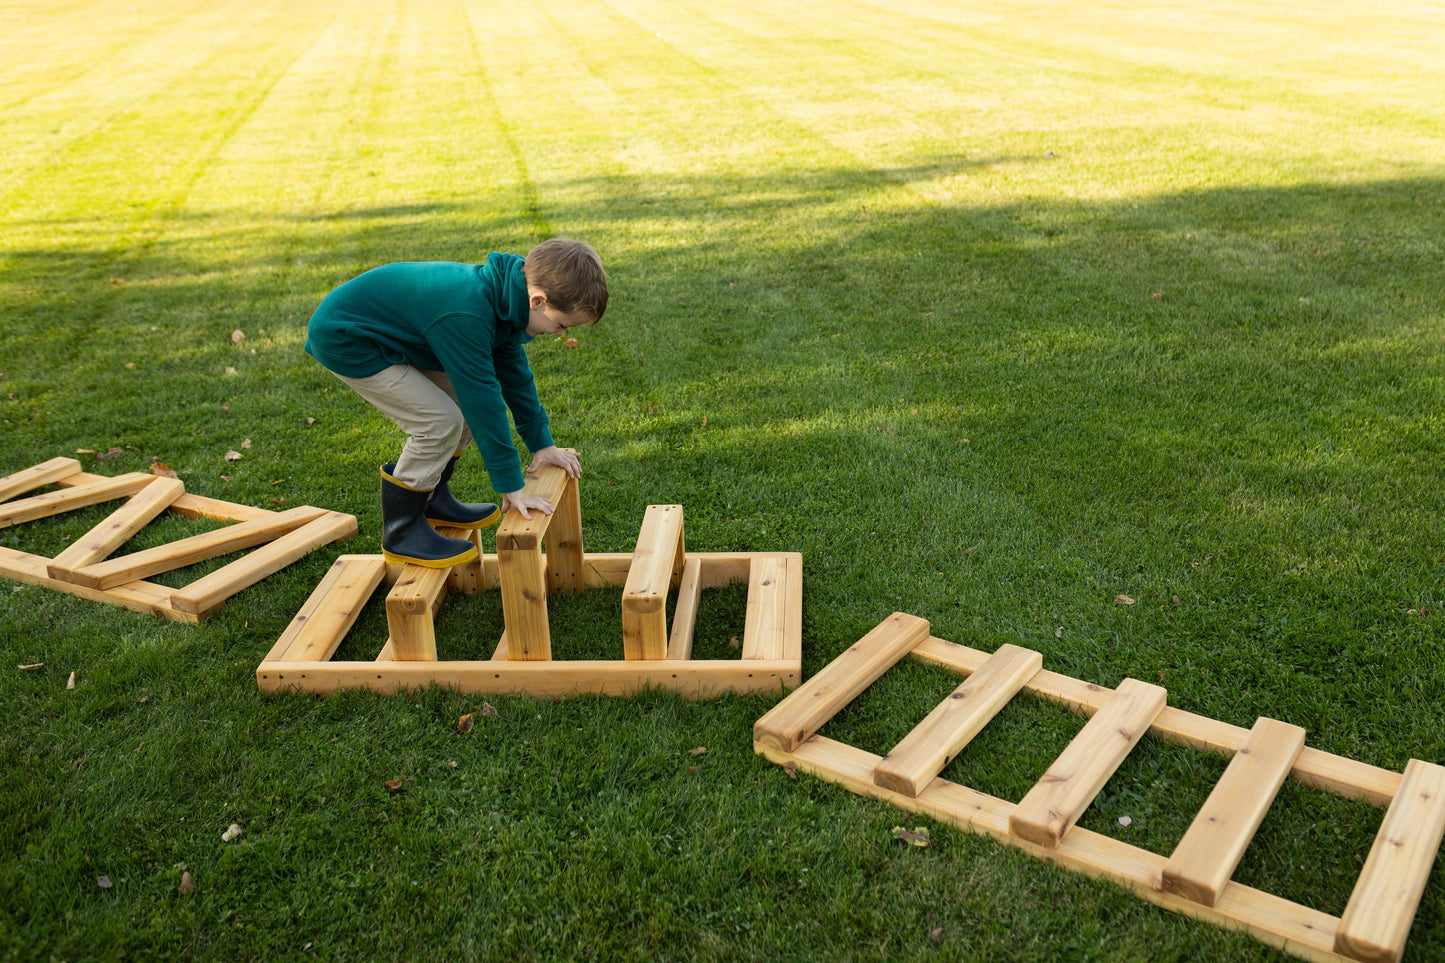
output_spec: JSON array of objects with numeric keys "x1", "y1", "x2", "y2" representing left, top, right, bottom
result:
[
  {"x1": 0, "y1": 456, "x2": 357, "y2": 622},
  {"x1": 754, "y1": 613, "x2": 1445, "y2": 963},
  {"x1": 258, "y1": 467, "x2": 803, "y2": 700}
]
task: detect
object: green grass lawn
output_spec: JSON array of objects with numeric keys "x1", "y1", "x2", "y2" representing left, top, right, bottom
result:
[{"x1": 3, "y1": 0, "x2": 1444, "y2": 959}]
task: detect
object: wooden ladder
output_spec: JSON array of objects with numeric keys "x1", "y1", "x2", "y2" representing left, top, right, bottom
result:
[{"x1": 754, "y1": 613, "x2": 1445, "y2": 963}]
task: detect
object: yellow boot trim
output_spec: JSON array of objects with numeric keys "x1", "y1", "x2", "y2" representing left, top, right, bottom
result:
[
  {"x1": 381, "y1": 543, "x2": 478, "y2": 569},
  {"x1": 427, "y1": 506, "x2": 501, "y2": 530}
]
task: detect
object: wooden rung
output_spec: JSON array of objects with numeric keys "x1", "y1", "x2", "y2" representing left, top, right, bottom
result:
[
  {"x1": 385, "y1": 561, "x2": 449, "y2": 662},
  {"x1": 498, "y1": 534, "x2": 550, "y2": 661},
  {"x1": 262, "y1": 555, "x2": 387, "y2": 663},
  {"x1": 54, "y1": 505, "x2": 328, "y2": 590},
  {"x1": 741, "y1": 555, "x2": 788, "y2": 661},
  {"x1": 168, "y1": 511, "x2": 357, "y2": 617},
  {"x1": 495, "y1": 464, "x2": 572, "y2": 551},
  {"x1": 0, "y1": 456, "x2": 82, "y2": 503},
  {"x1": 753, "y1": 613, "x2": 929, "y2": 753},
  {"x1": 45, "y1": 477, "x2": 185, "y2": 578},
  {"x1": 0, "y1": 472, "x2": 154, "y2": 529},
  {"x1": 543, "y1": 472, "x2": 584, "y2": 593},
  {"x1": 622, "y1": 504, "x2": 684, "y2": 661},
  {"x1": 666, "y1": 556, "x2": 704, "y2": 660},
  {"x1": 1009, "y1": 678, "x2": 1167, "y2": 849},
  {"x1": 1161, "y1": 717, "x2": 1306, "y2": 907},
  {"x1": 874, "y1": 643, "x2": 1042, "y2": 798},
  {"x1": 1334, "y1": 758, "x2": 1445, "y2": 963}
]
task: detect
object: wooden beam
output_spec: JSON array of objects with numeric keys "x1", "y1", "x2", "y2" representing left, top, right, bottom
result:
[
  {"x1": 0, "y1": 544, "x2": 198, "y2": 623},
  {"x1": 753, "y1": 613, "x2": 929, "y2": 753},
  {"x1": 498, "y1": 538, "x2": 550, "y2": 660},
  {"x1": 543, "y1": 470, "x2": 584, "y2": 593},
  {"x1": 264, "y1": 555, "x2": 387, "y2": 663},
  {"x1": 0, "y1": 472, "x2": 154, "y2": 529},
  {"x1": 1162, "y1": 717, "x2": 1306, "y2": 907},
  {"x1": 1334, "y1": 759, "x2": 1445, "y2": 963},
  {"x1": 54, "y1": 505, "x2": 328, "y2": 590},
  {"x1": 385, "y1": 559, "x2": 451, "y2": 662},
  {"x1": 0, "y1": 456, "x2": 82, "y2": 503},
  {"x1": 741, "y1": 554, "x2": 788, "y2": 661},
  {"x1": 665, "y1": 556, "x2": 704, "y2": 661},
  {"x1": 168, "y1": 511, "x2": 357, "y2": 616},
  {"x1": 910, "y1": 635, "x2": 1403, "y2": 808},
  {"x1": 1009, "y1": 678, "x2": 1167, "y2": 849},
  {"x1": 622, "y1": 504, "x2": 684, "y2": 660},
  {"x1": 45, "y1": 477, "x2": 185, "y2": 579},
  {"x1": 874, "y1": 644, "x2": 1042, "y2": 798}
]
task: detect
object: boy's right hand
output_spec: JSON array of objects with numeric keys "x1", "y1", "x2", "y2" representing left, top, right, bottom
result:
[{"x1": 502, "y1": 490, "x2": 554, "y2": 520}]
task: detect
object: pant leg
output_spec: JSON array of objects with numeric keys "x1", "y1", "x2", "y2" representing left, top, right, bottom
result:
[
  {"x1": 416, "y1": 368, "x2": 473, "y2": 454},
  {"x1": 332, "y1": 365, "x2": 464, "y2": 491}
]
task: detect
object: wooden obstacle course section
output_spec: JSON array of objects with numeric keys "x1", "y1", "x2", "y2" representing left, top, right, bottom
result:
[
  {"x1": 0, "y1": 456, "x2": 357, "y2": 623},
  {"x1": 754, "y1": 613, "x2": 1445, "y2": 963},
  {"x1": 258, "y1": 465, "x2": 802, "y2": 699}
]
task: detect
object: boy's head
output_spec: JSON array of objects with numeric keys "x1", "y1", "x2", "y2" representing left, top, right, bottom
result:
[{"x1": 523, "y1": 238, "x2": 609, "y2": 322}]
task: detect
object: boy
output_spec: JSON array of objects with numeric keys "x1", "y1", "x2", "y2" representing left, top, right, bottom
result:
[{"x1": 304, "y1": 238, "x2": 608, "y2": 567}]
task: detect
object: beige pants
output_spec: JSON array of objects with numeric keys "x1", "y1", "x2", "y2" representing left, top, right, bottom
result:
[{"x1": 333, "y1": 365, "x2": 472, "y2": 491}]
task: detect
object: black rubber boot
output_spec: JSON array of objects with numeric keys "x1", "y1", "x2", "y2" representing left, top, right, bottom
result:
[
  {"x1": 380, "y1": 465, "x2": 478, "y2": 568},
  {"x1": 425, "y1": 455, "x2": 501, "y2": 529}
]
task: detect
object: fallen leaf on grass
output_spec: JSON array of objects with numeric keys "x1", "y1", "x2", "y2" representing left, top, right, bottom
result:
[
  {"x1": 96, "y1": 447, "x2": 124, "y2": 460},
  {"x1": 76, "y1": 448, "x2": 96, "y2": 454},
  {"x1": 1055, "y1": 626, "x2": 1064, "y2": 640},
  {"x1": 305, "y1": 417, "x2": 316, "y2": 425},
  {"x1": 18, "y1": 663, "x2": 43, "y2": 671},
  {"x1": 891, "y1": 826, "x2": 931, "y2": 847},
  {"x1": 66, "y1": 671, "x2": 76, "y2": 689},
  {"x1": 564, "y1": 338, "x2": 578, "y2": 348},
  {"x1": 108, "y1": 278, "x2": 125, "y2": 286},
  {"x1": 384, "y1": 779, "x2": 403, "y2": 792},
  {"x1": 97, "y1": 875, "x2": 113, "y2": 888},
  {"x1": 224, "y1": 450, "x2": 242, "y2": 462},
  {"x1": 1114, "y1": 594, "x2": 1135, "y2": 606},
  {"x1": 150, "y1": 461, "x2": 178, "y2": 478},
  {"x1": 728, "y1": 636, "x2": 740, "y2": 649},
  {"x1": 231, "y1": 330, "x2": 245, "y2": 343},
  {"x1": 178, "y1": 871, "x2": 195, "y2": 894},
  {"x1": 221, "y1": 823, "x2": 243, "y2": 842},
  {"x1": 240, "y1": 438, "x2": 252, "y2": 449},
  {"x1": 479, "y1": 702, "x2": 497, "y2": 717},
  {"x1": 457, "y1": 713, "x2": 475, "y2": 734},
  {"x1": 1118, "y1": 816, "x2": 1133, "y2": 828},
  {"x1": 783, "y1": 762, "x2": 797, "y2": 779},
  {"x1": 688, "y1": 747, "x2": 708, "y2": 756}
]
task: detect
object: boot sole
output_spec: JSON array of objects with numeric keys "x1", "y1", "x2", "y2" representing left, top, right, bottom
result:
[
  {"x1": 381, "y1": 544, "x2": 479, "y2": 568},
  {"x1": 424, "y1": 506, "x2": 502, "y2": 529}
]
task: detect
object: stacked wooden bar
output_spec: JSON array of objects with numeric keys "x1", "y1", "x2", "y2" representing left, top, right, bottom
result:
[
  {"x1": 0, "y1": 457, "x2": 356, "y2": 622},
  {"x1": 258, "y1": 467, "x2": 804, "y2": 700},
  {"x1": 754, "y1": 613, "x2": 1445, "y2": 963}
]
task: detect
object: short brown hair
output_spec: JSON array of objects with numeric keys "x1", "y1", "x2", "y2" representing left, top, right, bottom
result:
[{"x1": 524, "y1": 238, "x2": 609, "y2": 320}]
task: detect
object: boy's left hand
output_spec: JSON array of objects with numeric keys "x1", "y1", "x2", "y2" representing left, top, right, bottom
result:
[{"x1": 527, "y1": 445, "x2": 581, "y2": 479}]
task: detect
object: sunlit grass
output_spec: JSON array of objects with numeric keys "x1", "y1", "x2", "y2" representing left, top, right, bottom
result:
[{"x1": 3, "y1": 0, "x2": 1445, "y2": 960}]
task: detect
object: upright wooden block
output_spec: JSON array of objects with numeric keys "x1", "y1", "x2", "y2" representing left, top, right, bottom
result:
[
  {"x1": 754, "y1": 613, "x2": 929, "y2": 752},
  {"x1": 495, "y1": 465, "x2": 576, "y2": 661},
  {"x1": 45, "y1": 477, "x2": 186, "y2": 578},
  {"x1": 1334, "y1": 758, "x2": 1445, "y2": 963},
  {"x1": 1009, "y1": 678, "x2": 1167, "y2": 849},
  {"x1": 386, "y1": 562, "x2": 451, "y2": 662},
  {"x1": 544, "y1": 471, "x2": 584, "y2": 593},
  {"x1": 874, "y1": 644, "x2": 1042, "y2": 798},
  {"x1": 665, "y1": 556, "x2": 704, "y2": 660},
  {"x1": 1162, "y1": 717, "x2": 1306, "y2": 907},
  {"x1": 0, "y1": 457, "x2": 82, "y2": 503},
  {"x1": 622, "y1": 504, "x2": 684, "y2": 660}
]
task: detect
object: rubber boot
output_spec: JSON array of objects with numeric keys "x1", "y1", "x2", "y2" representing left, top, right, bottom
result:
[
  {"x1": 380, "y1": 465, "x2": 478, "y2": 568},
  {"x1": 425, "y1": 455, "x2": 501, "y2": 529}
]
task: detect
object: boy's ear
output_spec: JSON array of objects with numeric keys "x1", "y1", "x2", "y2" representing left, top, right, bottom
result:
[{"x1": 527, "y1": 287, "x2": 547, "y2": 309}]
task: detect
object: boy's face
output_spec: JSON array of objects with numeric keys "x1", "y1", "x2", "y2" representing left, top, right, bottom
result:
[{"x1": 525, "y1": 289, "x2": 596, "y2": 338}]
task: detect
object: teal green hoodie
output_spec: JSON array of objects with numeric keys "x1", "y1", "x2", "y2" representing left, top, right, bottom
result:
[{"x1": 304, "y1": 253, "x2": 553, "y2": 494}]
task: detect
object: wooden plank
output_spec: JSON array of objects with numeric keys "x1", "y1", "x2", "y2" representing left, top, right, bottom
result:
[
  {"x1": 622, "y1": 504, "x2": 684, "y2": 661},
  {"x1": 498, "y1": 539, "x2": 550, "y2": 660},
  {"x1": 782, "y1": 554, "x2": 804, "y2": 663},
  {"x1": 0, "y1": 544, "x2": 198, "y2": 623},
  {"x1": 0, "y1": 457, "x2": 82, "y2": 503},
  {"x1": 53, "y1": 470, "x2": 275, "y2": 523},
  {"x1": 256, "y1": 657, "x2": 800, "y2": 699},
  {"x1": 385, "y1": 560, "x2": 451, "y2": 662},
  {"x1": 0, "y1": 472, "x2": 154, "y2": 529},
  {"x1": 666, "y1": 556, "x2": 704, "y2": 660},
  {"x1": 447, "y1": 529, "x2": 484, "y2": 595},
  {"x1": 741, "y1": 555, "x2": 788, "y2": 661},
  {"x1": 494, "y1": 464, "x2": 570, "y2": 551},
  {"x1": 45, "y1": 477, "x2": 185, "y2": 578},
  {"x1": 757, "y1": 736, "x2": 1345, "y2": 963},
  {"x1": 55, "y1": 505, "x2": 328, "y2": 590},
  {"x1": 911, "y1": 635, "x2": 1403, "y2": 807},
  {"x1": 1334, "y1": 759, "x2": 1445, "y2": 963},
  {"x1": 1009, "y1": 678, "x2": 1167, "y2": 849},
  {"x1": 874, "y1": 644, "x2": 1042, "y2": 798},
  {"x1": 168, "y1": 511, "x2": 357, "y2": 616},
  {"x1": 753, "y1": 613, "x2": 929, "y2": 752},
  {"x1": 1162, "y1": 717, "x2": 1307, "y2": 907},
  {"x1": 260, "y1": 555, "x2": 387, "y2": 663},
  {"x1": 543, "y1": 472, "x2": 584, "y2": 593}
]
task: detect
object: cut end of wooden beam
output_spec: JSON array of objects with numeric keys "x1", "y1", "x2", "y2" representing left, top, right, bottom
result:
[
  {"x1": 1159, "y1": 869, "x2": 1220, "y2": 908},
  {"x1": 1007, "y1": 812, "x2": 1065, "y2": 849}
]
